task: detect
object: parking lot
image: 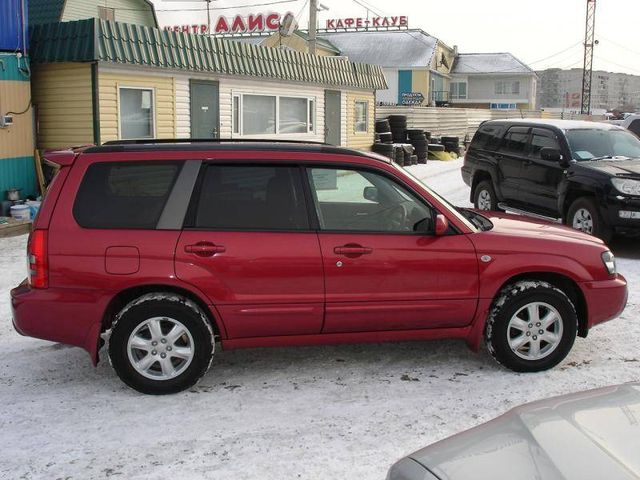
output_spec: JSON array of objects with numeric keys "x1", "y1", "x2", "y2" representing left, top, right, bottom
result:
[{"x1": 1, "y1": 158, "x2": 639, "y2": 480}]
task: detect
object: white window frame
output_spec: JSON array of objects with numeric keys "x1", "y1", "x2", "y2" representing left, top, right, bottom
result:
[
  {"x1": 450, "y1": 82, "x2": 467, "y2": 100},
  {"x1": 354, "y1": 100, "x2": 369, "y2": 134},
  {"x1": 495, "y1": 80, "x2": 520, "y2": 95},
  {"x1": 117, "y1": 86, "x2": 156, "y2": 140},
  {"x1": 231, "y1": 92, "x2": 316, "y2": 137}
]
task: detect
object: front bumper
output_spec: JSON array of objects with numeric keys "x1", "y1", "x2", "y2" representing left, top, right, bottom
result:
[
  {"x1": 11, "y1": 279, "x2": 105, "y2": 364},
  {"x1": 580, "y1": 274, "x2": 628, "y2": 329},
  {"x1": 603, "y1": 194, "x2": 640, "y2": 234}
]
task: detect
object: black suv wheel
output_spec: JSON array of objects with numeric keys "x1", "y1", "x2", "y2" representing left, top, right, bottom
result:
[
  {"x1": 473, "y1": 180, "x2": 498, "y2": 211},
  {"x1": 566, "y1": 197, "x2": 612, "y2": 242}
]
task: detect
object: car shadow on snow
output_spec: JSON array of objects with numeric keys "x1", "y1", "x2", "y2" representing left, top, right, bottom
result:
[{"x1": 609, "y1": 237, "x2": 640, "y2": 260}]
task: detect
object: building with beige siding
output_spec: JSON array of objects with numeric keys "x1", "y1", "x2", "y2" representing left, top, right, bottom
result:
[{"x1": 28, "y1": 19, "x2": 386, "y2": 152}]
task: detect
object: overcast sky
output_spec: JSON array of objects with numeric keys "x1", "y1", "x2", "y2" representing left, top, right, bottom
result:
[{"x1": 151, "y1": 0, "x2": 640, "y2": 75}]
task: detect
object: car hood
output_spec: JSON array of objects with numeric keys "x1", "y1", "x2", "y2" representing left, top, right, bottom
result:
[
  {"x1": 474, "y1": 211, "x2": 604, "y2": 247},
  {"x1": 409, "y1": 383, "x2": 640, "y2": 480},
  {"x1": 576, "y1": 158, "x2": 640, "y2": 177}
]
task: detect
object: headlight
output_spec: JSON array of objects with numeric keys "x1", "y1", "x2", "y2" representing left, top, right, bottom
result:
[
  {"x1": 601, "y1": 251, "x2": 616, "y2": 275},
  {"x1": 612, "y1": 178, "x2": 640, "y2": 196}
]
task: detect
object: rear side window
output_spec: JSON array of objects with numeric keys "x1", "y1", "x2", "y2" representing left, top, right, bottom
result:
[
  {"x1": 194, "y1": 165, "x2": 309, "y2": 230},
  {"x1": 73, "y1": 161, "x2": 181, "y2": 229},
  {"x1": 471, "y1": 124, "x2": 503, "y2": 151},
  {"x1": 629, "y1": 119, "x2": 640, "y2": 138},
  {"x1": 499, "y1": 127, "x2": 529, "y2": 155}
]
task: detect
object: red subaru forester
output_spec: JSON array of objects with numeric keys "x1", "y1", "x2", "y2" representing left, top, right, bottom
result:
[{"x1": 11, "y1": 140, "x2": 627, "y2": 394}]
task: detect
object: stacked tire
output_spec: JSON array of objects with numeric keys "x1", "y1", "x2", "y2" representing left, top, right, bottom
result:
[
  {"x1": 441, "y1": 136, "x2": 460, "y2": 155},
  {"x1": 407, "y1": 129, "x2": 428, "y2": 164},
  {"x1": 388, "y1": 115, "x2": 408, "y2": 143},
  {"x1": 372, "y1": 142, "x2": 395, "y2": 161}
]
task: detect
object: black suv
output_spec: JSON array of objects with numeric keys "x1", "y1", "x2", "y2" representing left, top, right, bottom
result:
[{"x1": 462, "y1": 119, "x2": 640, "y2": 241}]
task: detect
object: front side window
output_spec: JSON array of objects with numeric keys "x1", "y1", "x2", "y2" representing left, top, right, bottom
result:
[
  {"x1": 529, "y1": 129, "x2": 560, "y2": 158},
  {"x1": 499, "y1": 127, "x2": 529, "y2": 155},
  {"x1": 233, "y1": 94, "x2": 315, "y2": 136},
  {"x1": 307, "y1": 167, "x2": 433, "y2": 233},
  {"x1": 194, "y1": 165, "x2": 309, "y2": 230},
  {"x1": 119, "y1": 88, "x2": 154, "y2": 139},
  {"x1": 73, "y1": 162, "x2": 181, "y2": 229},
  {"x1": 355, "y1": 101, "x2": 368, "y2": 133}
]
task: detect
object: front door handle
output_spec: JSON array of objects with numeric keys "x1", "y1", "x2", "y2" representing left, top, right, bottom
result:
[
  {"x1": 185, "y1": 242, "x2": 226, "y2": 257},
  {"x1": 334, "y1": 245, "x2": 373, "y2": 256}
]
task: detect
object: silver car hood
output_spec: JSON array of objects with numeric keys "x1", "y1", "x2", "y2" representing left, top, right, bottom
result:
[{"x1": 409, "y1": 383, "x2": 640, "y2": 480}]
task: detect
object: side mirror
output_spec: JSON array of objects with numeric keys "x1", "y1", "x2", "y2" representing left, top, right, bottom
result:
[
  {"x1": 363, "y1": 186, "x2": 379, "y2": 202},
  {"x1": 435, "y1": 214, "x2": 449, "y2": 236},
  {"x1": 540, "y1": 147, "x2": 562, "y2": 162}
]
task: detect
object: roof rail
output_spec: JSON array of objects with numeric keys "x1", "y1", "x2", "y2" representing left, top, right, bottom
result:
[{"x1": 101, "y1": 138, "x2": 328, "y2": 146}]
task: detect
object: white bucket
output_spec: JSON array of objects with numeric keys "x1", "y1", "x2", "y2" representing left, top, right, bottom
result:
[
  {"x1": 10, "y1": 204, "x2": 31, "y2": 221},
  {"x1": 26, "y1": 200, "x2": 42, "y2": 219}
]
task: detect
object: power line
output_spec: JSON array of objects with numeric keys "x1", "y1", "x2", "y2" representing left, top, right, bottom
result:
[
  {"x1": 594, "y1": 55, "x2": 640, "y2": 75},
  {"x1": 524, "y1": 41, "x2": 583, "y2": 66},
  {"x1": 598, "y1": 34, "x2": 640, "y2": 57}
]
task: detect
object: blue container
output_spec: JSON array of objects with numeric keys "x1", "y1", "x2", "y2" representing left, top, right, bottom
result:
[{"x1": 0, "y1": 0, "x2": 28, "y2": 53}]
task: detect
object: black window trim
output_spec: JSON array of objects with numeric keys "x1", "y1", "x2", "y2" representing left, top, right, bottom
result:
[{"x1": 526, "y1": 127, "x2": 561, "y2": 160}]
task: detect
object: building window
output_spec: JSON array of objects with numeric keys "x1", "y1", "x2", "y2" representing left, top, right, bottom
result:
[
  {"x1": 495, "y1": 80, "x2": 520, "y2": 95},
  {"x1": 98, "y1": 6, "x2": 115, "y2": 21},
  {"x1": 232, "y1": 93, "x2": 316, "y2": 136},
  {"x1": 119, "y1": 87, "x2": 155, "y2": 139},
  {"x1": 355, "y1": 101, "x2": 368, "y2": 133},
  {"x1": 450, "y1": 82, "x2": 467, "y2": 100}
]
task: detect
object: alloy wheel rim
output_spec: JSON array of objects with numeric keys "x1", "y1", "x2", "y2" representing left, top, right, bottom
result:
[
  {"x1": 127, "y1": 317, "x2": 195, "y2": 380},
  {"x1": 478, "y1": 190, "x2": 492, "y2": 210},
  {"x1": 572, "y1": 208, "x2": 593, "y2": 234},
  {"x1": 507, "y1": 302, "x2": 563, "y2": 361}
]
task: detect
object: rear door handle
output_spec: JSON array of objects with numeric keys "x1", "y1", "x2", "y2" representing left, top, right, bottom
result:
[
  {"x1": 185, "y1": 242, "x2": 226, "y2": 257},
  {"x1": 334, "y1": 245, "x2": 373, "y2": 255}
]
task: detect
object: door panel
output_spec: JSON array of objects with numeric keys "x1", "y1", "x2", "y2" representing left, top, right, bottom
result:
[
  {"x1": 191, "y1": 80, "x2": 220, "y2": 139},
  {"x1": 520, "y1": 128, "x2": 564, "y2": 213},
  {"x1": 318, "y1": 233, "x2": 479, "y2": 332},
  {"x1": 306, "y1": 165, "x2": 479, "y2": 333},
  {"x1": 496, "y1": 126, "x2": 529, "y2": 202},
  {"x1": 325, "y1": 90, "x2": 341, "y2": 145},
  {"x1": 175, "y1": 164, "x2": 324, "y2": 338}
]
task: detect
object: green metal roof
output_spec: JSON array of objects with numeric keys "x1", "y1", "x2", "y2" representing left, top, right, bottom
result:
[
  {"x1": 28, "y1": 0, "x2": 66, "y2": 25},
  {"x1": 29, "y1": 19, "x2": 387, "y2": 90}
]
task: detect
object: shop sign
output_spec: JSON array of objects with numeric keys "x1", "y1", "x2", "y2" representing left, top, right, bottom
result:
[
  {"x1": 165, "y1": 12, "x2": 288, "y2": 35},
  {"x1": 401, "y1": 92, "x2": 424, "y2": 106},
  {"x1": 325, "y1": 16, "x2": 408, "y2": 29}
]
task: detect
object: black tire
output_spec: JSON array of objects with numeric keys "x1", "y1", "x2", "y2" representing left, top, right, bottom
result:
[
  {"x1": 109, "y1": 293, "x2": 215, "y2": 395},
  {"x1": 566, "y1": 197, "x2": 613, "y2": 242},
  {"x1": 485, "y1": 281, "x2": 578, "y2": 372},
  {"x1": 473, "y1": 180, "x2": 498, "y2": 211}
]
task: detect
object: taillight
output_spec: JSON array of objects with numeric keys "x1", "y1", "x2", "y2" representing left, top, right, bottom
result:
[{"x1": 27, "y1": 229, "x2": 48, "y2": 289}]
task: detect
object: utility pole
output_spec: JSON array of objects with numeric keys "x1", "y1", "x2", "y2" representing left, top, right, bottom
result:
[
  {"x1": 309, "y1": 0, "x2": 318, "y2": 55},
  {"x1": 581, "y1": 0, "x2": 597, "y2": 115}
]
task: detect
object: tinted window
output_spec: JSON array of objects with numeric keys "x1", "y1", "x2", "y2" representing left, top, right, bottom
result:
[
  {"x1": 195, "y1": 165, "x2": 309, "y2": 230},
  {"x1": 74, "y1": 162, "x2": 180, "y2": 229},
  {"x1": 529, "y1": 129, "x2": 560, "y2": 158},
  {"x1": 629, "y1": 119, "x2": 640, "y2": 137},
  {"x1": 471, "y1": 125, "x2": 502, "y2": 150},
  {"x1": 307, "y1": 167, "x2": 433, "y2": 233},
  {"x1": 499, "y1": 127, "x2": 529, "y2": 155}
]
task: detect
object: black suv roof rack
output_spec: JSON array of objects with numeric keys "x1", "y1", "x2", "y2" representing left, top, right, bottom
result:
[{"x1": 102, "y1": 138, "x2": 328, "y2": 146}]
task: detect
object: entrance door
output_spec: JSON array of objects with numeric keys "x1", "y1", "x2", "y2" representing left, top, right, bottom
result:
[
  {"x1": 190, "y1": 80, "x2": 220, "y2": 139},
  {"x1": 325, "y1": 90, "x2": 341, "y2": 145}
]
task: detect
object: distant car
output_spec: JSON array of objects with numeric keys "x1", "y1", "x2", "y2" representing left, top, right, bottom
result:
[
  {"x1": 387, "y1": 382, "x2": 640, "y2": 480},
  {"x1": 462, "y1": 119, "x2": 640, "y2": 241},
  {"x1": 11, "y1": 140, "x2": 627, "y2": 394},
  {"x1": 621, "y1": 114, "x2": 640, "y2": 137}
]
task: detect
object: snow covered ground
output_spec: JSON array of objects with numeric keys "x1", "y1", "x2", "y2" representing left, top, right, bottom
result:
[{"x1": 1, "y1": 158, "x2": 639, "y2": 480}]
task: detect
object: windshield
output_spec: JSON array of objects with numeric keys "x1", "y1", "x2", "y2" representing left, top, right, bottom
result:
[
  {"x1": 566, "y1": 128, "x2": 640, "y2": 161},
  {"x1": 392, "y1": 162, "x2": 478, "y2": 232}
]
